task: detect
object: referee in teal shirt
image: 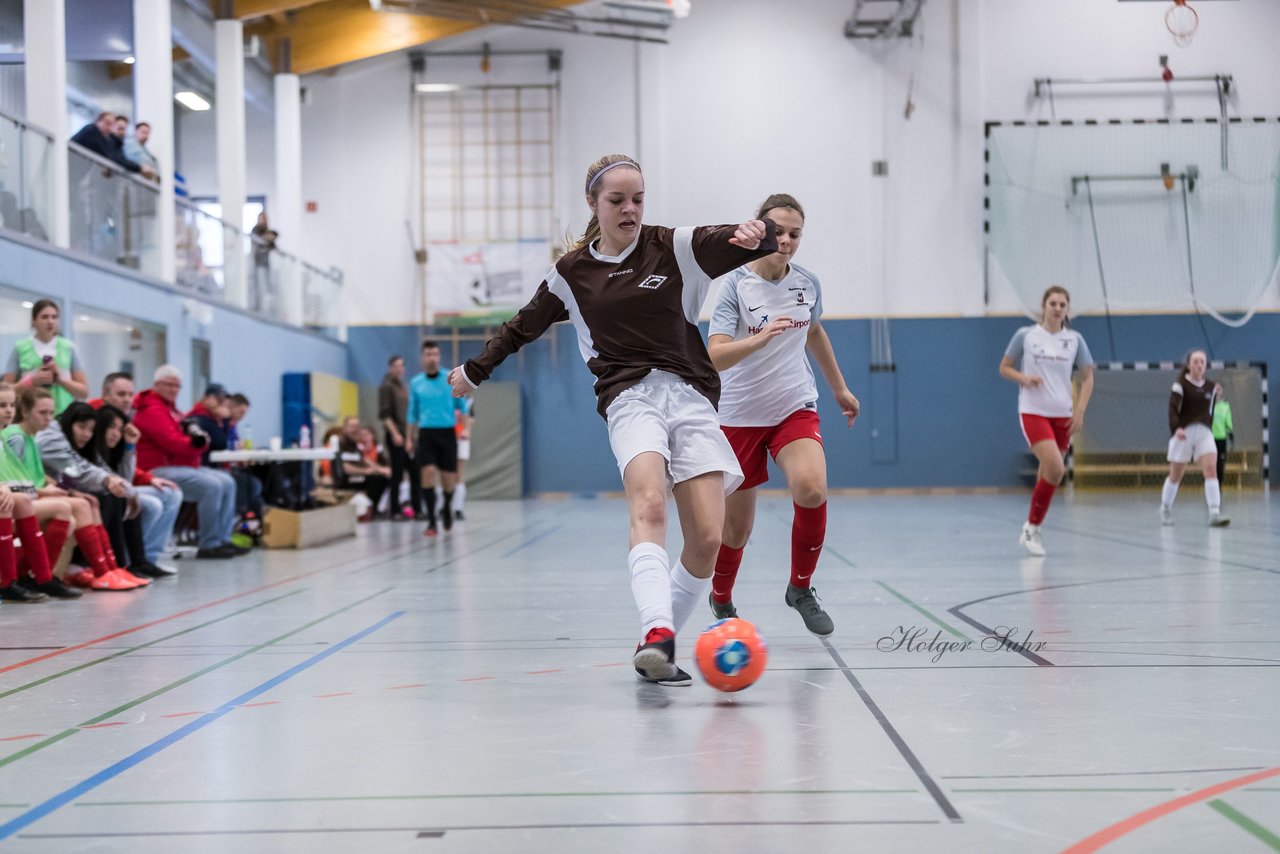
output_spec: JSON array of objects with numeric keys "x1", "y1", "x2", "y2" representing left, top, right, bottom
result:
[{"x1": 406, "y1": 340, "x2": 470, "y2": 535}]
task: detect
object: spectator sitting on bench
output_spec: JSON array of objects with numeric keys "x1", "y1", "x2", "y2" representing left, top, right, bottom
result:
[{"x1": 133, "y1": 365, "x2": 246, "y2": 559}]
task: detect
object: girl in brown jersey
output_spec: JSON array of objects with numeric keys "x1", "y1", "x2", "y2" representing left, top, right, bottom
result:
[
  {"x1": 1161, "y1": 349, "x2": 1229, "y2": 527},
  {"x1": 448, "y1": 154, "x2": 776, "y2": 686}
]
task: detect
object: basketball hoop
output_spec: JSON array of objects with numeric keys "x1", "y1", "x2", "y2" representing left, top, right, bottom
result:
[{"x1": 1166, "y1": 0, "x2": 1199, "y2": 47}]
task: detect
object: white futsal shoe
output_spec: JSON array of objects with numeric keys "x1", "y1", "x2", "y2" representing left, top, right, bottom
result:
[
  {"x1": 1208, "y1": 512, "x2": 1230, "y2": 528},
  {"x1": 1019, "y1": 522, "x2": 1046, "y2": 557},
  {"x1": 1160, "y1": 505, "x2": 1175, "y2": 526}
]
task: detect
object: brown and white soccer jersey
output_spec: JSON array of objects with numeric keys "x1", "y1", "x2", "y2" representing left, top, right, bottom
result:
[
  {"x1": 461, "y1": 222, "x2": 778, "y2": 417},
  {"x1": 1167, "y1": 375, "x2": 1219, "y2": 463}
]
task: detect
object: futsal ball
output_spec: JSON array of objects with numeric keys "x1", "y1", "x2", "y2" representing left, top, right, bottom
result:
[{"x1": 694, "y1": 618, "x2": 768, "y2": 692}]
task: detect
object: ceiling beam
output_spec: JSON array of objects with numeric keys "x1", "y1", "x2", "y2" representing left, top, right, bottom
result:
[{"x1": 233, "y1": 0, "x2": 330, "y2": 20}]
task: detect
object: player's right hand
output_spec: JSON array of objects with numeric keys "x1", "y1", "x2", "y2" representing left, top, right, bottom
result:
[
  {"x1": 448, "y1": 366, "x2": 472, "y2": 398},
  {"x1": 1021, "y1": 374, "x2": 1044, "y2": 389},
  {"x1": 756, "y1": 317, "x2": 793, "y2": 341}
]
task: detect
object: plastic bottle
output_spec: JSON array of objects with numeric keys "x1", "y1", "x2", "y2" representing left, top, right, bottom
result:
[
  {"x1": 299, "y1": 425, "x2": 311, "y2": 449},
  {"x1": 241, "y1": 426, "x2": 253, "y2": 449}
]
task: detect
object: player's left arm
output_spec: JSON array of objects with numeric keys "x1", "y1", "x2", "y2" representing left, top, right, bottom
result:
[
  {"x1": 1072, "y1": 365, "x2": 1095, "y2": 435},
  {"x1": 806, "y1": 320, "x2": 859, "y2": 428}
]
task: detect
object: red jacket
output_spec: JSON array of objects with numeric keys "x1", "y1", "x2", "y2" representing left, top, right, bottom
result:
[{"x1": 133, "y1": 389, "x2": 203, "y2": 470}]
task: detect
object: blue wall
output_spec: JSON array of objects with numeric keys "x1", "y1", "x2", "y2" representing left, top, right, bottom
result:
[
  {"x1": 353, "y1": 312, "x2": 1280, "y2": 494},
  {"x1": 0, "y1": 234, "x2": 348, "y2": 441}
]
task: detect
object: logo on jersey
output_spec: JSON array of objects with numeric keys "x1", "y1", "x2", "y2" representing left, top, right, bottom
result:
[
  {"x1": 608, "y1": 268, "x2": 635, "y2": 278},
  {"x1": 637, "y1": 275, "x2": 667, "y2": 289},
  {"x1": 747, "y1": 304, "x2": 765, "y2": 312}
]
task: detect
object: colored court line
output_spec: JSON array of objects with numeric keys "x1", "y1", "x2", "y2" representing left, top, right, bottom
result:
[
  {"x1": 821, "y1": 639, "x2": 962, "y2": 823},
  {"x1": 0, "y1": 610, "x2": 405, "y2": 842},
  {"x1": 1060, "y1": 766, "x2": 1280, "y2": 854},
  {"x1": 0, "y1": 587, "x2": 394, "y2": 772},
  {"x1": 499, "y1": 524, "x2": 562, "y2": 558},
  {"x1": 75, "y1": 788, "x2": 920, "y2": 806},
  {"x1": 0, "y1": 590, "x2": 304, "y2": 700},
  {"x1": 1207, "y1": 800, "x2": 1280, "y2": 851},
  {"x1": 874, "y1": 580, "x2": 972, "y2": 641},
  {"x1": 0, "y1": 536, "x2": 421, "y2": 676},
  {"x1": 953, "y1": 788, "x2": 1178, "y2": 794}
]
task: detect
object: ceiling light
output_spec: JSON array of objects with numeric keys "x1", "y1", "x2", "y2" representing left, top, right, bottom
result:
[
  {"x1": 175, "y1": 91, "x2": 211, "y2": 111},
  {"x1": 122, "y1": 56, "x2": 135, "y2": 64},
  {"x1": 415, "y1": 83, "x2": 460, "y2": 93},
  {"x1": 20, "y1": 301, "x2": 33, "y2": 308}
]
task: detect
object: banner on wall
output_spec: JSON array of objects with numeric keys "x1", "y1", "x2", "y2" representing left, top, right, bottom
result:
[{"x1": 427, "y1": 240, "x2": 552, "y2": 326}]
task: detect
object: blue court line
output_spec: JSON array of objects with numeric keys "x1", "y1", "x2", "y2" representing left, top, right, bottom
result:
[
  {"x1": 500, "y1": 524, "x2": 562, "y2": 558},
  {"x1": 0, "y1": 611, "x2": 405, "y2": 842}
]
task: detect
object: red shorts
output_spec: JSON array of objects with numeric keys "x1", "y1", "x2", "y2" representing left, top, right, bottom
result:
[
  {"x1": 1020, "y1": 413, "x2": 1072, "y2": 452},
  {"x1": 722, "y1": 409, "x2": 823, "y2": 492}
]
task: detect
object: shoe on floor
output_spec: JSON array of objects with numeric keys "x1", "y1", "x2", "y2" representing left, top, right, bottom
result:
[
  {"x1": 633, "y1": 628, "x2": 681, "y2": 683},
  {"x1": 637, "y1": 664, "x2": 693, "y2": 687},
  {"x1": 91, "y1": 571, "x2": 140, "y2": 591},
  {"x1": 1, "y1": 582, "x2": 48, "y2": 603},
  {"x1": 423, "y1": 524, "x2": 438, "y2": 538},
  {"x1": 133, "y1": 562, "x2": 178, "y2": 578},
  {"x1": 1160, "y1": 505, "x2": 1175, "y2": 526},
  {"x1": 1019, "y1": 522, "x2": 1046, "y2": 557},
  {"x1": 195, "y1": 544, "x2": 240, "y2": 559},
  {"x1": 113, "y1": 568, "x2": 151, "y2": 587},
  {"x1": 66, "y1": 569, "x2": 96, "y2": 588},
  {"x1": 441, "y1": 510, "x2": 453, "y2": 532},
  {"x1": 785, "y1": 583, "x2": 834, "y2": 637},
  {"x1": 1209, "y1": 513, "x2": 1231, "y2": 528},
  {"x1": 32, "y1": 576, "x2": 83, "y2": 599},
  {"x1": 454, "y1": 510, "x2": 465, "y2": 521},
  {"x1": 709, "y1": 591, "x2": 738, "y2": 620}
]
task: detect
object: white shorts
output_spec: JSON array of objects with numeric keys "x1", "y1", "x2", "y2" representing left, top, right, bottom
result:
[
  {"x1": 456, "y1": 438, "x2": 471, "y2": 461},
  {"x1": 605, "y1": 371, "x2": 743, "y2": 494},
  {"x1": 1167, "y1": 423, "x2": 1217, "y2": 463}
]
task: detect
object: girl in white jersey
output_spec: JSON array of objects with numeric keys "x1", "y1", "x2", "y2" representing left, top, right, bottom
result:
[
  {"x1": 999, "y1": 286, "x2": 1095, "y2": 556},
  {"x1": 448, "y1": 155, "x2": 776, "y2": 686},
  {"x1": 706, "y1": 194, "x2": 860, "y2": 636}
]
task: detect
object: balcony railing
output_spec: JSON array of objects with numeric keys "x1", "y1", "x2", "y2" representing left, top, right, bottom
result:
[
  {"x1": 67, "y1": 140, "x2": 162, "y2": 277},
  {"x1": 0, "y1": 107, "x2": 54, "y2": 243}
]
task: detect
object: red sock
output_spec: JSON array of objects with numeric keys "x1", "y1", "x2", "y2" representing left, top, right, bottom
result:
[
  {"x1": 643, "y1": 627, "x2": 674, "y2": 645},
  {"x1": 791, "y1": 502, "x2": 827, "y2": 589},
  {"x1": 0, "y1": 518, "x2": 15, "y2": 587},
  {"x1": 1028, "y1": 478, "x2": 1057, "y2": 525},
  {"x1": 18, "y1": 515, "x2": 55, "y2": 584},
  {"x1": 42, "y1": 518, "x2": 71, "y2": 574},
  {"x1": 73, "y1": 527, "x2": 113, "y2": 578},
  {"x1": 711, "y1": 544, "x2": 744, "y2": 604},
  {"x1": 95, "y1": 525, "x2": 125, "y2": 570}
]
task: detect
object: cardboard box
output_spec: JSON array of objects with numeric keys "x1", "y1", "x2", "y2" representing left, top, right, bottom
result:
[{"x1": 262, "y1": 503, "x2": 358, "y2": 549}]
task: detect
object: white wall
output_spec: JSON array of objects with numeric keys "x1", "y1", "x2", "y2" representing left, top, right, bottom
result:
[
  {"x1": 176, "y1": 0, "x2": 1280, "y2": 323},
  {"x1": 176, "y1": 102, "x2": 276, "y2": 209}
]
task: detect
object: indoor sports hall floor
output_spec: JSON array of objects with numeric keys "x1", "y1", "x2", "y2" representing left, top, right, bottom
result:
[{"x1": 0, "y1": 491, "x2": 1276, "y2": 853}]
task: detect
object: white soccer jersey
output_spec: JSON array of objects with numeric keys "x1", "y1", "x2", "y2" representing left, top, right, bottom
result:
[
  {"x1": 709, "y1": 263, "x2": 823, "y2": 427},
  {"x1": 1004, "y1": 324, "x2": 1094, "y2": 418}
]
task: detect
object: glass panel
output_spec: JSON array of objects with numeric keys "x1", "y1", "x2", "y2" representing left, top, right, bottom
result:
[
  {"x1": 67, "y1": 144, "x2": 161, "y2": 278},
  {"x1": 0, "y1": 112, "x2": 52, "y2": 241}
]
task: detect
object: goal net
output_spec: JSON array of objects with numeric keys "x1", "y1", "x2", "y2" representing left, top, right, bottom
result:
[{"x1": 1073, "y1": 361, "x2": 1268, "y2": 489}]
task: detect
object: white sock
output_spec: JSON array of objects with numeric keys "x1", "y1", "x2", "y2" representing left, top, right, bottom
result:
[
  {"x1": 669, "y1": 560, "x2": 711, "y2": 635},
  {"x1": 454, "y1": 483, "x2": 466, "y2": 512},
  {"x1": 1161, "y1": 478, "x2": 1180, "y2": 508},
  {"x1": 629, "y1": 543, "x2": 673, "y2": 636},
  {"x1": 1204, "y1": 478, "x2": 1221, "y2": 514}
]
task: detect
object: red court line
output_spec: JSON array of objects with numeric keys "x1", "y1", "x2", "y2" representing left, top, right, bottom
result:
[
  {"x1": 458, "y1": 676, "x2": 495, "y2": 682},
  {"x1": 159, "y1": 712, "x2": 202, "y2": 719},
  {"x1": 0, "y1": 734, "x2": 44, "y2": 743},
  {"x1": 0, "y1": 571, "x2": 318, "y2": 676},
  {"x1": 527, "y1": 669, "x2": 563, "y2": 675},
  {"x1": 1061, "y1": 766, "x2": 1280, "y2": 853},
  {"x1": 314, "y1": 692, "x2": 354, "y2": 698},
  {"x1": 79, "y1": 722, "x2": 126, "y2": 730},
  {"x1": 238, "y1": 701, "x2": 282, "y2": 708},
  {"x1": 387, "y1": 683, "x2": 428, "y2": 690}
]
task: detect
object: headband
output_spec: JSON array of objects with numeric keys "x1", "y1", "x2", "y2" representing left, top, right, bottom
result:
[{"x1": 586, "y1": 160, "x2": 640, "y2": 193}]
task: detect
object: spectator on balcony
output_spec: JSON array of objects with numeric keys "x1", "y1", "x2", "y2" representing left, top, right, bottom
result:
[
  {"x1": 133, "y1": 365, "x2": 245, "y2": 560},
  {"x1": 70, "y1": 112, "x2": 153, "y2": 179},
  {"x1": 250, "y1": 212, "x2": 279, "y2": 312},
  {"x1": 123, "y1": 121, "x2": 160, "y2": 177},
  {"x1": 3, "y1": 299, "x2": 90, "y2": 415}
]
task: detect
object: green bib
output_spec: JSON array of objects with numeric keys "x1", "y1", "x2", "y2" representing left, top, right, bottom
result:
[
  {"x1": 1, "y1": 425, "x2": 45, "y2": 488},
  {"x1": 15, "y1": 336, "x2": 74, "y2": 415}
]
